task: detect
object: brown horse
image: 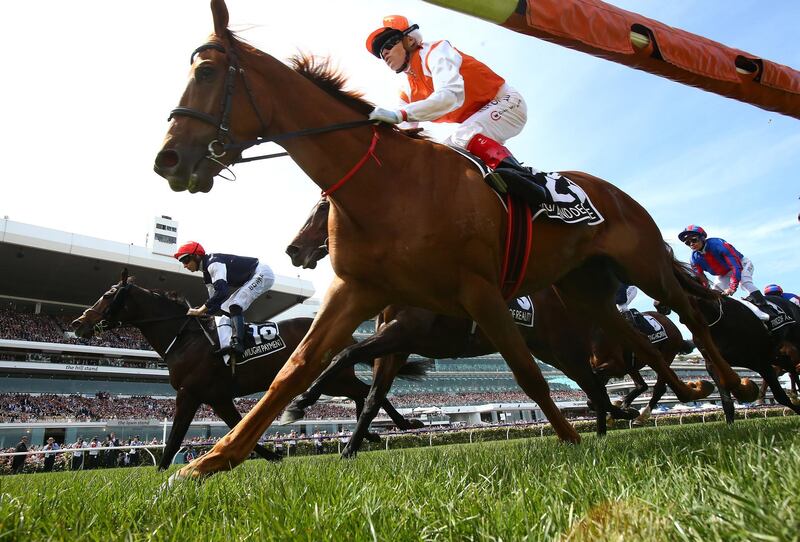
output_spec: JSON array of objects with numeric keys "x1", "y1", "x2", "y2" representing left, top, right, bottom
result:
[
  {"x1": 282, "y1": 196, "x2": 640, "y2": 454},
  {"x1": 153, "y1": 0, "x2": 755, "y2": 478},
  {"x1": 590, "y1": 311, "x2": 695, "y2": 420},
  {"x1": 70, "y1": 273, "x2": 420, "y2": 469}
]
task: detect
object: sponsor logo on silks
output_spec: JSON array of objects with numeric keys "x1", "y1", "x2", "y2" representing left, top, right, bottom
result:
[
  {"x1": 238, "y1": 322, "x2": 286, "y2": 364},
  {"x1": 508, "y1": 296, "x2": 534, "y2": 327}
]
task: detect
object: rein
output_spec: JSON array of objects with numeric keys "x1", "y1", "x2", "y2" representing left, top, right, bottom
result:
[
  {"x1": 707, "y1": 298, "x2": 724, "y2": 327},
  {"x1": 167, "y1": 40, "x2": 379, "y2": 182}
]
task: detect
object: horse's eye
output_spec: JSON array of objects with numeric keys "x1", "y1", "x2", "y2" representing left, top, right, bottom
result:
[{"x1": 196, "y1": 66, "x2": 215, "y2": 82}]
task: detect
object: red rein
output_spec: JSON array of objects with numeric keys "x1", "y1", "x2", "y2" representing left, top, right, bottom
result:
[{"x1": 321, "y1": 127, "x2": 381, "y2": 197}]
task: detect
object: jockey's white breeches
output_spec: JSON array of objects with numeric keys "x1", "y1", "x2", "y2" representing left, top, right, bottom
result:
[{"x1": 445, "y1": 84, "x2": 528, "y2": 148}]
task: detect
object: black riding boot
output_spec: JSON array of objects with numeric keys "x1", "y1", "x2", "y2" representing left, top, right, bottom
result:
[
  {"x1": 744, "y1": 290, "x2": 775, "y2": 318},
  {"x1": 229, "y1": 305, "x2": 246, "y2": 365},
  {"x1": 493, "y1": 156, "x2": 547, "y2": 208}
]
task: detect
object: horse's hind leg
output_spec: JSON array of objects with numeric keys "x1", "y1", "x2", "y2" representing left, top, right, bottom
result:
[
  {"x1": 705, "y1": 361, "x2": 735, "y2": 424},
  {"x1": 281, "y1": 316, "x2": 413, "y2": 424},
  {"x1": 761, "y1": 365, "x2": 800, "y2": 415},
  {"x1": 178, "y1": 278, "x2": 386, "y2": 478},
  {"x1": 621, "y1": 369, "x2": 649, "y2": 409},
  {"x1": 460, "y1": 278, "x2": 579, "y2": 442},
  {"x1": 341, "y1": 354, "x2": 409, "y2": 457},
  {"x1": 211, "y1": 400, "x2": 283, "y2": 462},
  {"x1": 636, "y1": 377, "x2": 667, "y2": 423},
  {"x1": 558, "y1": 270, "x2": 712, "y2": 403}
]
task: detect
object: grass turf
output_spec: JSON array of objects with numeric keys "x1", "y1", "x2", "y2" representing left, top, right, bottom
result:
[{"x1": 0, "y1": 417, "x2": 798, "y2": 541}]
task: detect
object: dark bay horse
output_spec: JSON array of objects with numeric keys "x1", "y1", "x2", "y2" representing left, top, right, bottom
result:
[
  {"x1": 655, "y1": 292, "x2": 800, "y2": 422},
  {"x1": 590, "y1": 311, "x2": 695, "y2": 421},
  {"x1": 70, "y1": 273, "x2": 419, "y2": 469},
  {"x1": 153, "y1": 0, "x2": 755, "y2": 477}
]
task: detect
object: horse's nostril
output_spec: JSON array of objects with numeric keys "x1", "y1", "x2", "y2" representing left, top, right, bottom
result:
[
  {"x1": 286, "y1": 246, "x2": 299, "y2": 257},
  {"x1": 70, "y1": 319, "x2": 81, "y2": 330},
  {"x1": 155, "y1": 149, "x2": 180, "y2": 170}
]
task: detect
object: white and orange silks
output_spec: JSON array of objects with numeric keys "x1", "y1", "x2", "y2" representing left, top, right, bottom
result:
[{"x1": 396, "y1": 40, "x2": 528, "y2": 148}]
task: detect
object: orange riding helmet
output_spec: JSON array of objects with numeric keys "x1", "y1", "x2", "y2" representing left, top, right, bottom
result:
[{"x1": 365, "y1": 15, "x2": 420, "y2": 58}]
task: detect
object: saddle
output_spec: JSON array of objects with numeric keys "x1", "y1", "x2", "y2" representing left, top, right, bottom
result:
[{"x1": 623, "y1": 309, "x2": 668, "y2": 344}]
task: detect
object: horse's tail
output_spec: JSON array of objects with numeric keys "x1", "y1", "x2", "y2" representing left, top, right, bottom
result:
[
  {"x1": 668, "y1": 244, "x2": 720, "y2": 301},
  {"x1": 396, "y1": 358, "x2": 433, "y2": 381},
  {"x1": 679, "y1": 340, "x2": 695, "y2": 355}
]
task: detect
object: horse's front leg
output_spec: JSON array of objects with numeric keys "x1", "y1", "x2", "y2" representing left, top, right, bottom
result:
[
  {"x1": 176, "y1": 278, "x2": 384, "y2": 479},
  {"x1": 460, "y1": 276, "x2": 579, "y2": 443}
]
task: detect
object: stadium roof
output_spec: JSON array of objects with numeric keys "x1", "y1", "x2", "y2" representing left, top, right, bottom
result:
[{"x1": 0, "y1": 219, "x2": 314, "y2": 322}]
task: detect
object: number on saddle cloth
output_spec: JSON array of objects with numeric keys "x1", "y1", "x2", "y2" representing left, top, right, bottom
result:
[
  {"x1": 626, "y1": 309, "x2": 667, "y2": 344},
  {"x1": 234, "y1": 322, "x2": 287, "y2": 364},
  {"x1": 446, "y1": 146, "x2": 604, "y2": 226}
]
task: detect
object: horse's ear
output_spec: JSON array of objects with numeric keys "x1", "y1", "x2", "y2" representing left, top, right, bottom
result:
[
  {"x1": 120, "y1": 268, "x2": 129, "y2": 285},
  {"x1": 211, "y1": 0, "x2": 229, "y2": 38}
]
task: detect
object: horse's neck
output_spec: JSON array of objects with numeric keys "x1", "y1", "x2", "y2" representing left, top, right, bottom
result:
[
  {"x1": 249, "y1": 56, "x2": 402, "y2": 213},
  {"x1": 131, "y1": 294, "x2": 187, "y2": 357}
]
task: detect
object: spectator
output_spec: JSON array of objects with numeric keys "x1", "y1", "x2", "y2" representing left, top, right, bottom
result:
[
  {"x1": 43, "y1": 437, "x2": 59, "y2": 472},
  {"x1": 11, "y1": 436, "x2": 28, "y2": 474},
  {"x1": 87, "y1": 437, "x2": 100, "y2": 469},
  {"x1": 313, "y1": 430, "x2": 324, "y2": 455},
  {"x1": 71, "y1": 437, "x2": 86, "y2": 470}
]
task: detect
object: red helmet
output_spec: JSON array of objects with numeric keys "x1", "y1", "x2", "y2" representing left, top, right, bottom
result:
[
  {"x1": 677, "y1": 225, "x2": 707, "y2": 242},
  {"x1": 173, "y1": 241, "x2": 205, "y2": 262},
  {"x1": 365, "y1": 15, "x2": 419, "y2": 58}
]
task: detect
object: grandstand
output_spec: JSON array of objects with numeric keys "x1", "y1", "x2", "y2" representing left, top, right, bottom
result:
[{"x1": 0, "y1": 217, "x2": 768, "y2": 450}]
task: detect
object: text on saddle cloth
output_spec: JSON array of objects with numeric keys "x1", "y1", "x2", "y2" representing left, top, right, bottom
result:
[
  {"x1": 469, "y1": 295, "x2": 535, "y2": 337},
  {"x1": 446, "y1": 146, "x2": 604, "y2": 226},
  {"x1": 641, "y1": 314, "x2": 668, "y2": 344},
  {"x1": 736, "y1": 298, "x2": 795, "y2": 333},
  {"x1": 509, "y1": 296, "x2": 534, "y2": 327},
  {"x1": 226, "y1": 322, "x2": 287, "y2": 365}
]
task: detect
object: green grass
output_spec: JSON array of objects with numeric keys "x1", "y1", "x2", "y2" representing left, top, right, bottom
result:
[{"x1": 1, "y1": 418, "x2": 799, "y2": 541}]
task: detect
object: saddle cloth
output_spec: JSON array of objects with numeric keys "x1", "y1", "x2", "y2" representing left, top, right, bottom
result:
[
  {"x1": 627, "y1": 309, "x2": 667, "y2": 344},
  {"x1": 509, "y1": 296, "x2": 534, "y2": 327},
  {"x1": 734, "y1": 298, "x2": 795, "y2": 333},
  {"x1": 737, "y1": 298, "x2": 795, "y2": 333},
  {"x1": 448, "y1": 146, "x2": 604, "y2": 226},
  {"x1": 237, "y1": 322, "x2": 287, "y2": 365}
]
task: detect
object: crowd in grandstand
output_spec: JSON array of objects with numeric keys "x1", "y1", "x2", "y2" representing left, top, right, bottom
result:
[
  {"x1": 0, "y1": 308, "x2": 150, "y2": 350},
  {"x1": 0, "y1": 389, "x2": 589, "y2": 424}
]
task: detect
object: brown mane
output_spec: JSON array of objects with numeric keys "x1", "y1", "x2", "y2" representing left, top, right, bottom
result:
[{"x1": 225, "y1": 35, "x2": 427, "y2": 140}]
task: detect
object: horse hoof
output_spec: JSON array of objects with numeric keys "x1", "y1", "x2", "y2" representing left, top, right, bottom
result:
[
  {"x1": 733, "y1": 378, "x2": 760, "y2": 403},
  {"x1": 618, "y1": 407, "x2": 640, "y2": 420},
  {"x1": 263, "y1": 452, "x2": 284, "y2": 462},
  {"x1": 278, "y1": 408, "x2": 305, "y2": 425},
  {"x1": 340, "y1": 449, "x2": 357, "y2": 460},
  {"x1": 691, "y1": 380, "x2": 715, "y2": 399}
]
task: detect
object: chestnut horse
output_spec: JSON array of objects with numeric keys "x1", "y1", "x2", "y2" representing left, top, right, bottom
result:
[
  {"x1": 153, "y1": 0, "x2": 755, "y2": 478},
  {"x1": 282, "y1": 197, "x2": 640, "y2": 456},
  {"x1": 70, "y1": 273, "x2": 420, "y2": 469}
]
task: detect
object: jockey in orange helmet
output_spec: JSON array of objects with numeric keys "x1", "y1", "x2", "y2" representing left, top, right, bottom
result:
[{"x1": 365, "y1": 15, "x2": 546, "y2": 207}]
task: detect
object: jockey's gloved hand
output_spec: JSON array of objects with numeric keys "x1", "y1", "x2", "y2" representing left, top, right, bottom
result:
[{"x1": 369, "y1": 107, "x2": 403, "y2": 124}]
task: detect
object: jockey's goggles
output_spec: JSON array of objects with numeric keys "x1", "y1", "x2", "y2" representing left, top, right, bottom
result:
[{"x1": 683, "y1": 237, "x2": 701, "y2": 246}]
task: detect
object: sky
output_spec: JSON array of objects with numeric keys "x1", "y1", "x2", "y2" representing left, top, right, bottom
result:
[{"x1": 3, "y1": 0, "x2": 799, "y2": 322}]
